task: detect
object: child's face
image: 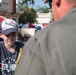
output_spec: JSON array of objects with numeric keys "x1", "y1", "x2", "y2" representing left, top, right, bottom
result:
[{"x1": 2, "y1": 32, "x2": 17, "y2": 46}]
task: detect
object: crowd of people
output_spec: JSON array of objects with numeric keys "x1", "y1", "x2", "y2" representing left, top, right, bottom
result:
[{"x1": 17, "y1": 33, "x2": 31, "y2": 42}]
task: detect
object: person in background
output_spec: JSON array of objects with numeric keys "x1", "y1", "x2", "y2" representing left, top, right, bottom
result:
[
  {"x1": 15, "y1": 0, "x2": 76, "y2": 75},
  {"x1": 0, "y1": 19, "x2": 24, "y2": 75},
  {"x1": 35, "y1": 26, "x2": 42, "y2": 33},
  {"x1": 17, "y1": 32, "x2": 24, "y2": 42}
]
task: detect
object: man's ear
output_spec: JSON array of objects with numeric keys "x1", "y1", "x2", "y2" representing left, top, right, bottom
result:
[{"x1": 55, "y1": 0, "x2": 61, "y2": 7}]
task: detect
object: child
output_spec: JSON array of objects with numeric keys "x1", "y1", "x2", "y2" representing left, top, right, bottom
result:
[{"x1": 0, "y1": 19, "x2": 24, "y2": 75}]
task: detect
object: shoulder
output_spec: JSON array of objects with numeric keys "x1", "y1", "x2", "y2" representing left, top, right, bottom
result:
[
  {"x1": 15, "y1": 41, "x2": 24, "y2": 48},
  {"x1": 24, "y1": 19, "x2": 66, "y2": 48},
  {"x1": 0, "y1": 41, "x2": 5, "y2": 51},
  {"x1": 0, "y1": 41, "x2": 4, "y2": 46}
]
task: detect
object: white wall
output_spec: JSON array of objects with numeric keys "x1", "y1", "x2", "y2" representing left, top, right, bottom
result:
[{"x1": 36, "y1": 12, "x2": 52, "y2": 23}]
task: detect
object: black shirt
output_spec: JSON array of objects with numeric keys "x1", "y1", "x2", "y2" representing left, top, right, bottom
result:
[{"x1": 0, "y1": 41, "x2": 24, "y2": 75}]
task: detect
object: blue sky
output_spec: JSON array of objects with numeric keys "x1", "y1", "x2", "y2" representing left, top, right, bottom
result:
[
  {"x1": 19, "y1": 0, "x2": 49, "y2": 8},
  {"x1": 0, "y1": 0, "x2": 49, "y2": 8},
  {"x1": 34, "y1": 0, "x2": 49, "y2": 7}
]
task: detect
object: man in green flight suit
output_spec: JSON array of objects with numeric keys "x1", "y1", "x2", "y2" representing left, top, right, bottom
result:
[{"x1": 15, "y1": 0, "x2": 76, "y2": 75}]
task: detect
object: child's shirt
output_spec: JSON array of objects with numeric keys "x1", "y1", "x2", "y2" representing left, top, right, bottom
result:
[{"x1": 0, "y1": 41, "x2": 24, "y2": 75}]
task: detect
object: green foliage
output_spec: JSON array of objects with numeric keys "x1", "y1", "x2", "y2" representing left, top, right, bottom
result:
[
  {"x1": 19, "y1": 7, "x2": 37, "y2": 24},
  {"x1": 18, "y1": 0, "x2": 51, "y2": 24},
  {"x1": 20, "y1": 0, "x2": 34, "y2": 7},
  {"x1": 35, "y1": 6, "x2": 49, "y2": 13},
  {"x1": 18, "y1": 0, "x2": 37, "y2": 24}
]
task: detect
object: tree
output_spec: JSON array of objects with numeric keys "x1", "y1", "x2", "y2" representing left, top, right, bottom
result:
[
  {"x1": 18, "y1": 0, "x2": 37, "y2": 24},
  {"x1": 18, "y1": 0, "x2": 34, "y2": 8},
  {"x1": 35, "y1": 6, "x2": 49, "y2": 13},
  {"x1": 18, "y1": 0, "x2": 50, "y2": 24},
  {"x1": 19, "y1": 7, "x2": 37, "y2": 24}
]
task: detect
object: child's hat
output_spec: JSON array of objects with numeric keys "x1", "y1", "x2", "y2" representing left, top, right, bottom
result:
[{"x1": 1, "y1": 19, "x2": 18, "y2": 35}]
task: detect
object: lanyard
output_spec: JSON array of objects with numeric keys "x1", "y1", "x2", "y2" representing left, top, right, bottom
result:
[{"x1": 15, "y1": 48, "x2": 22, "y2": 64}]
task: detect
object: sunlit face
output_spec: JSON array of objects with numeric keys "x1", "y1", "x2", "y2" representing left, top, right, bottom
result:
[{"x1": 2, "y1": 32, "x2": 17, "y2": 46}]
